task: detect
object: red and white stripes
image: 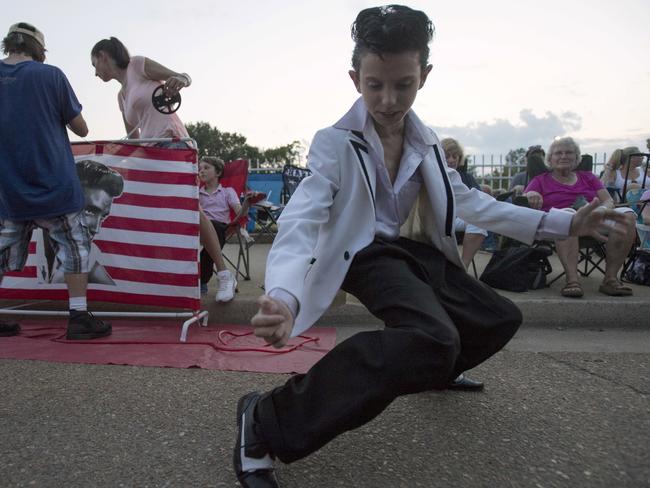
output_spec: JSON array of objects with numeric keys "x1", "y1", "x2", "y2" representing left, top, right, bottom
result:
[{"x1": 0, "y1": 142, "x2": 201, "y2": 310}]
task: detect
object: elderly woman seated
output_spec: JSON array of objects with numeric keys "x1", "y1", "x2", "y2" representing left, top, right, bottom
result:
[
  {"x1": 441, "y1": 137, "x2": 488, "y2": 269},
  {"x1": 523, "y1": 137, "x2": 637, "y2": 298}
]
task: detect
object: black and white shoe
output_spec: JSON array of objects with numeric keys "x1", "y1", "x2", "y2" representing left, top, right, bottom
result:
[
  {"x1": 448, "y1": 373, "x2": 484, "y2": 391},
  {"x1": 233, "y1": 392, "x2": 280, "y2": 488}
]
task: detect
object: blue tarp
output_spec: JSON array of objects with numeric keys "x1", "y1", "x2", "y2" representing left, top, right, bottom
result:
[
  {"x1": 245, "y1": 172, "x2": 283, "y2": 232},
  {"x1": 248, "y1": 173, "x2": 283, "y2": 205}
]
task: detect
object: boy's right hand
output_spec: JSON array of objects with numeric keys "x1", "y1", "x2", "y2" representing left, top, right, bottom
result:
[{"x1": 251, "y1": 295, "x2": 294, "y2": 348}]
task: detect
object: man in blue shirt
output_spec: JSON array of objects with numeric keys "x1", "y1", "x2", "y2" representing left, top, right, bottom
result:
[{"x1": 0, "y1": 22, "x2": 111, "y2": 339}]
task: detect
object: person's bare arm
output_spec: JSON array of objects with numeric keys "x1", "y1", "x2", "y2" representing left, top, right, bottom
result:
[
  {"x1": 67, "y1": 113, "x2": 88, "y2": 137},
  {"x1": 596, "y1": 188, "x2": 615, "y2": 209},
  {"x1": 122, "y1": 114, "x2": 139, "y2": 139},
  {"x1": 232, "y1": 201, "x2": 246, "y2": 221},
  {"x1": 143, "y1": 58, "x2": 191, "y2": 96},
  {"x1": 524, "y1": 190, "x2": 543, "y2": 210}
]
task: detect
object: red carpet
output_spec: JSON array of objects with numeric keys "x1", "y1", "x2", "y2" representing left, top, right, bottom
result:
[{"x1": 0, "y1": 320, "x2": 336, "y2": 374}]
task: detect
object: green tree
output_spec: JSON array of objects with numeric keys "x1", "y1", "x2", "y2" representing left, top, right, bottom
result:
[
  {"x1": 261, "y1": 141, "x2": 302, "y2": 164},
  {"x1": 185, "y1": 121, "x2": 302, "y2": 166},
  {"x1": 504, "y1": 147, "x2": 526, "y2": 178}
]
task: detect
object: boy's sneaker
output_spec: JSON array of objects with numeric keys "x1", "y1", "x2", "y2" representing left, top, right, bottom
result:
[
  {"x1": 215, "y1": 270, "x2": 237, "y2": 303},
  {"x1": 0, "y1": 320, "x2": 20, "y2": 337},
  {"x1": 66, "y1": 311, "x2": 112, "y2": 340}
]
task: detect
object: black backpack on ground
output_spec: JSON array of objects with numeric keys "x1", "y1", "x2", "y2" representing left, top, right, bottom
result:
[
  {"x1": 480, "y1": 245, "x2": 553, "y2": 292},
  {"x1": 623, "y1": 252, "x2": 650, "y2": 286}
]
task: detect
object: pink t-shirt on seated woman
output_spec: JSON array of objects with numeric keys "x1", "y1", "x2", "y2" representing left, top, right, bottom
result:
[
  {"x1": 118, "y1": 56, "x2": 189, "y2": 140},
  {"x1": 524, "y1": 171, "x2": 605, "y2": 212}
]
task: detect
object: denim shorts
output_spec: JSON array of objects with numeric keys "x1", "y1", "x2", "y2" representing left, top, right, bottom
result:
[{"x1": 0, "y1": 211, "x2": 91, "y2": 275}]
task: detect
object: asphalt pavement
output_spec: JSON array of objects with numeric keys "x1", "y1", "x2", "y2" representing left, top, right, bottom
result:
[
  {"x1": 1, "y1": 243, "x2": 648, "y2": 487},
  {"x1": 1, "y1": 334, "x2": 647, "y2": 488}
]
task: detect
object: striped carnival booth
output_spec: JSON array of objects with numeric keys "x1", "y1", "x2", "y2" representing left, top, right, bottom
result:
[{"x1": 0, "y1": 140, "x2": 206, "y2": 338}]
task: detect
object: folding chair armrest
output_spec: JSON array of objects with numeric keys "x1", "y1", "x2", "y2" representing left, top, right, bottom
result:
[
  {"x1": 236, "y1": 199, "x2": 251, "y2": 220},
  {"x1": 224, "y1": 220, "x2": 242, "y2": 238},
  {"x1": 495, "y1": 190, "x2": 515, "y2": 202}
]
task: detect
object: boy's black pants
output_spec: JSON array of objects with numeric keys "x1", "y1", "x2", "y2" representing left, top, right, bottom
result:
[{"x1": 256, "y1": 237, "x2": 522, "y2": 463}]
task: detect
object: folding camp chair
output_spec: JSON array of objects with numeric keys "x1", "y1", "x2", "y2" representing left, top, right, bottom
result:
[
  {"x1": 509, "y1": 194, "x2": 606, "y2": 285},
  {"x1": 252, "y1": 163, "x2": 312, "y2": 239},
  {"x1": 621, "y1": 222, "x2": 650, "y2": 283},
  {"x1": 217, "y1": 159, "x2": 259, "y2": 281},
  {"x1": 621, "y1": 195, "x2": 650, "y2": 282},
  {"x1": 576, "y1": 154, "x2": 593, "y2": 172},
  {"x1": 281, "y1": 164, "x2": 312, "y2": 204}
]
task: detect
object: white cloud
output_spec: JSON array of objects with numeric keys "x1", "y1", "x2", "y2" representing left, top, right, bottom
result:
[{"x1": 431, "y1": 109, "x2": 583, "y2": 155}]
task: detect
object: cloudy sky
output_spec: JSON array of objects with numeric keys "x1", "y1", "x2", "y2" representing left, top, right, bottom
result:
[{"x1": 6, "y1": 0, "x2": 649, "y2": 159}]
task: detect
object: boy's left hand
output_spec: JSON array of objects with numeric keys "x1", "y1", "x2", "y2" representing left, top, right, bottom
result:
[{"x1": 570, "y1": 198, "x2": 630, "y2": 242}]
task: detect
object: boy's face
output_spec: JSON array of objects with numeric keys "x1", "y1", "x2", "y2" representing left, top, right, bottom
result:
[
  {"x1": 198, "y1": 161, "x2": 221, "y2": 182},
  {"x1": 349, "y1": 51, "x2": 431, "y2": 133}
]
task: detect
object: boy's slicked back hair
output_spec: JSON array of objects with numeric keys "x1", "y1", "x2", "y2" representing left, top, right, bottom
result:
[{"x1": 351, "y1": 4, "x2": 434, "y2": 71}]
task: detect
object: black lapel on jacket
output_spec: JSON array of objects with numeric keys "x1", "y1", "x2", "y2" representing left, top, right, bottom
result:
[
  {"x1": 351, "y1": 130, "x2": 366, "y2": 143},
  {"x1": 349, "y1": 133, "x2": 375, "y2": 209},
  {"x1": 432, "y1": 144, "x2": 454, "y2": 237}
]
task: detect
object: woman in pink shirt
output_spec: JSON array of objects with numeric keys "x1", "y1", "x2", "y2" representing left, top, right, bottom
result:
[
  {"x1": 524, "y1": 137, "x2": 636, "y2": 298},
  {"x1": 90, "y1": 38, "x2": 237, "y2": 302},
  {"x1": 91, "y1": 38, "x2": 189, "y2": 143}
]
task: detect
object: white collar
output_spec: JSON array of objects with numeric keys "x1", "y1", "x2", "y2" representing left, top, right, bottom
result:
[
  {"x1": 333, "y1": 97, "x2": 438, "y2": 148},
  {"x1": 200, "y1": 183, "x2": 222, "y2": 194}
]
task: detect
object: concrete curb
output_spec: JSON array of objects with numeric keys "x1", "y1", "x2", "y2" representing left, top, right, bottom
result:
[
  {"x1": 2, "y1": 244, "x2": 648, "y2": 330},
  {"x1": 198, "y1": 290, "x2": 650, "y2": 329}
]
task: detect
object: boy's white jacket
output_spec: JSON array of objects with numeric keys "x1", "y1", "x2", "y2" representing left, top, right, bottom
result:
[{"x1": 266, "y1": 98, "x2": 545, "y2": 337}]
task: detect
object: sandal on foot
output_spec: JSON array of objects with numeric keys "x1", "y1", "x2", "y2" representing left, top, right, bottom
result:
[
  {"x1": 598, "y1": 279, "x2": 633, "y2": 297},
  {"x1": 561, "y1": 281, "x2": 583, "y2": 298}
]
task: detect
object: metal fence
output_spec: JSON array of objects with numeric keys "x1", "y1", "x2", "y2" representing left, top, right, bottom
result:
[
  {"x1": 467, "y1": 153, "x2": 610, "y2": 192},
  {"x1": 247, "y1": 152, "x2": 613, "y2": 187},
  {"x1": 248, "y1": 159, "x2": 289, "y2": 173}
]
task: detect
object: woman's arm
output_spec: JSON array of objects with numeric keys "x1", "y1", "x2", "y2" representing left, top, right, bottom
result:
[
  {"x1": 523, "y1": 176, "x2": 544, "y2": 209},
  {"x1": 524, "y1": 190, "x2": 544, "y2": 210},
  {"x1": 143, "y1": 58, "x2": 191, "y2": 96},
  {"x1": 596, "y1": 188, "x2": 615, "y2": 209},
  {"x1": 122, "y1": 113, "x2": 139, "y2": 139}
]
